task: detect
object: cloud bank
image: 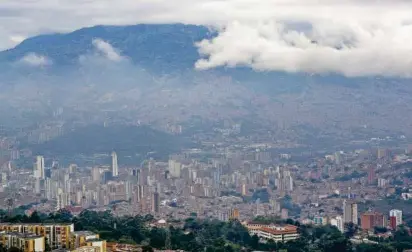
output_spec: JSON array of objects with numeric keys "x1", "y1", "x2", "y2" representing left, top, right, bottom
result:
[
  {"x1": 1, "y1": 0, "x2": 412, "y2": 77},
  {"x1": 92, "y1": 39, "x2": 124, "y2": 62},
  {"x1": 19, "y1": 53, "x2": 52, "y2": 66},
  {"x1": 195, "y1": 20, "x2": 412, "y2": 77}
]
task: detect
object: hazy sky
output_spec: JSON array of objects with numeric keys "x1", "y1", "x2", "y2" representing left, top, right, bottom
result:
[{"x1": 1, "y1": 0, "x2": 412, "y2": 77}]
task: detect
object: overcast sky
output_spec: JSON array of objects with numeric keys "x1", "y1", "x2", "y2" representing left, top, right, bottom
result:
[{"x1": 1, "y1": 0, "x2": 412, "y2": 77}]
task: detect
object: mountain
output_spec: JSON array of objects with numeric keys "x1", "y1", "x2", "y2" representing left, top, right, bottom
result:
[
  {"x1": 1, "y1": 23, "x2": 412, "y2": 146},
  {"x1": 0, "y1": 24, "x2": 211, "y2": 73},
  {"x1": 31, "y1": 125, "x2": 194, "y2": 160},
  {"x1": 0, "y1": 23, "x2": 311, "y2": 94}
]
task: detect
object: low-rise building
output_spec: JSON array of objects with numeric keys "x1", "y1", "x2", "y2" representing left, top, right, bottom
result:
[
  {"x1": 244, "y1": 223, "x2": 299, "y2": 242},
  {"x1": 0, "y1": 232, "x2": 45, "y2": 252},
  {"x1": 70, "y1": 231, "x2": 106, "y2": 252},
  {"x1": 0, "y1": 223, "x2": 74, "y2": 249}
]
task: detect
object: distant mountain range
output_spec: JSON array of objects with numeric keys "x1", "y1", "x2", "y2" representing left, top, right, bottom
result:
[
  {"x1": 0, "y1": 23, "x2": 354, "y2": 92},
  {"x1": 0, "y1": 24, "x2": 210, "y2": 72},
  {"x1": 1, "y1": 23, "x2": 412, "y2": 144}
]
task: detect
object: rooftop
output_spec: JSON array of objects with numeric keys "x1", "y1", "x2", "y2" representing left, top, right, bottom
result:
[
  {"x1": 0, "y1": 223, "x2": 73, "y2": 226},
  {"x1": 0, "y1": 232, "x2": 43, "y2": 239},
  {"x1": 72, "y1": 231, "x2": 97, "y2": 236}
]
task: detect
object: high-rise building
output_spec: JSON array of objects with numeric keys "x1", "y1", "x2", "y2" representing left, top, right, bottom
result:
[
  {"x1": 148, "y1": 158, "x2": 155, "y2": 173},
  {"x1": 56, "y1": 189, "x2": 70, "y2": 211},
  {"x1": 136, "y1": 185, "x2": 144, "y2": 202},
  {"x1": 68, "y1": 164, "x2": 77, "y2": 173},
  {"x1": 213, "y1": 167, "x2": 221, "y2": 186},
  {"x1": 334, "y1": 216, "x2": 344, "y2": 232},
  {"x1": 377, "y1": 149, "x2": 388, "y2": 159},
  {"x1": 168, "y1": 160, "x2": 181, "y2": 178},
  {"x1": 281, "y1": 208, "x2": 289, "y2": 219},
  {"x1": 92, "y1": 167, "x2": 101, "y2": 182},
  {"x1": 378, "y1": 178, "x2": 387, "y2": 188},
  {"x1": 45, "y1": 178, "x2": 52, "y2": 200},
  {"x1": 125, "y1": 181, "x2": 132, "y2": 201},
  {"x1": 241, "y1": 184, "x2": 247, "y2": 196},
  {"x1": 34, "y1": 156, "x2": 45, "y2": 179},
  {"x1": 218, "y1": 211, "x2": 230, "y2": 222},
  {"x1": 343, "y1": 200, "x2": 358, "y2": 224},
  {"x1": 270, "y1": 199, "x2": 281, "y2": 214},
  {"x1": 255, "y1": 198, "x2": 264, "y2": 216},
  {"x1": 151, "y1": 191, "x2": 160, "y2": 213},
  {"x1": 389, "y1": 209, "x2": 402, "y2": 227},
  {"x1": 34, "y1": 178, "x2": 42, "y2": 194},
  {"x1": 229, "y1": 208, "x2": 240, "y2": 220},
  {"x1": 102, "y1": 171, "x2": 113, "y2": 183},
  {"x1": 111, "y1": 152, "x2": 118, "y2": 177},
  {"x1": 361, "y1": 212, "x2": 385, "y2": 230},
  {"x1": 367, "y1": 166, "x2": 376, "y2": 184}
]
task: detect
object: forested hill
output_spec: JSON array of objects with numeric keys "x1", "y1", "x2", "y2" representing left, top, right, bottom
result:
[{"x1": 30, "y1": 125, "x2": 195, "y2": 159}]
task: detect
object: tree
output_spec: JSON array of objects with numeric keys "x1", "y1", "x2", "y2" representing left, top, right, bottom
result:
[
  {"x1": 374, "y1": 226, "x2": 388, "y2": 234},
  {"x1": 141, "y1": 245, "x2": 153, "y2": 252},
  {"x1": 149, "y1": 228, "x2": 166, "y2": 248},
  {"x1": 44, "y1": 237, "x2": 51, "y2": 252},
  {"x1": 8, "y1": 247, "x2": 21, "y2": 252},
  {"x1": 249, "y1": 234, "x2": 259, "y2": 249},
  {"x1": 344, "y1": 223, "x2": 358, "y2": 238},
  {"x1": 29, "y1": 211, "x2": 42, "y2": 223}
]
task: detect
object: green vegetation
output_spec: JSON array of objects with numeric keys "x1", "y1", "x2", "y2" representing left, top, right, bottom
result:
[
  {"x1": 30, "y1": 125, "x2": 195, "y2": 161},
  {"x1": 2, "y1": 210, "x2": 412, "y2": 251},
  {"x1": 252, "y1": 189, "x2": 270, "y2": 203}
]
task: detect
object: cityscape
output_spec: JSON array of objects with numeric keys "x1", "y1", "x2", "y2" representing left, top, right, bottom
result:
[{"x1": 0, "y1": 129, "x2": 412, "y2": 251}]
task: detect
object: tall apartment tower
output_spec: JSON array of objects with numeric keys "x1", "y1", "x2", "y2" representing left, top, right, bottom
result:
[
  {"x1": 335, "y1": 216, "x2": 344, "y2": 232},
  {"x1": 389, "y1": 209, "x2": 403, "y2": 227},
  {"x1": 151, "y1": 191, "x2": 160, "y2": 213},
  {"x1": 34, "y1": 156, "x2": 45, "y2": 179},
  {"x1": 112, "y1": 151, "x2": 119, "y2": 177},
  {"x1": 343, "y1": 200, "x2": 358, "y2": 225}
]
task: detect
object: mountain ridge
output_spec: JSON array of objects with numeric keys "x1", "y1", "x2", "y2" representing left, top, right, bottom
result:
[
  {"x1": 0, "y1": 24, "x2": 212, "y2": 73},
  {"x1": 1, "y1": 23, "x2": 412, "y2": 141}
]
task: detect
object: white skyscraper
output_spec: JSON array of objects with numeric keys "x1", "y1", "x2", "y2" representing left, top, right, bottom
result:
[
  {"x1": 34, "y1": 156, "x2": 45, "y2": 179},
  {"x1": 92, "y1": 167, "x2": 101, "y2": 182},
  {"x1": 34, "y1": 178, "x2": 41, "y2": 194},
  {"x1": 45, "y1": 178, "x2": 52, "y2": 200},
  {"x1": 343, "y1": 200, "x2": 358, "y2": 224},
  {"x1": 112, "y1": 151, "x2": 119, "y2": 177},
  {"x1": 56, "y1": 189, "x2": 69, "y2": 211},
  {"x1": 390, "y1": 209, "x2": 403, "y2": 226},
  {"x1": 331, "y1": 215, "x2": 344, "y2": 233},
  {"x1": 168, "y1": 160, "x2": 181, "y2": 178}
]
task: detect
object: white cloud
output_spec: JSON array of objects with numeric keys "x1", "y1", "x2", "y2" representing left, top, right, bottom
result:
[
  {"x1": 195, "y1": 20, "x2": 412, "y2": 77},
  {"x1": 1, "y1": 0, "x2": 412, "y2": 76},
  {"x1": 92, "y1": 39, "x2": 124, "y2": 62},
  {"x1": 9, "y1": 35, "x2": 26, "y2": 44},
  {"x1": 19, "y1": 53, "x2": 52, "y2": 66}
]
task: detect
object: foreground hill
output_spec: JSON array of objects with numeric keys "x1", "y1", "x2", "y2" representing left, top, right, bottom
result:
[{"x1": 31, "y1": 125, "x2": 194, "y2": 159}]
